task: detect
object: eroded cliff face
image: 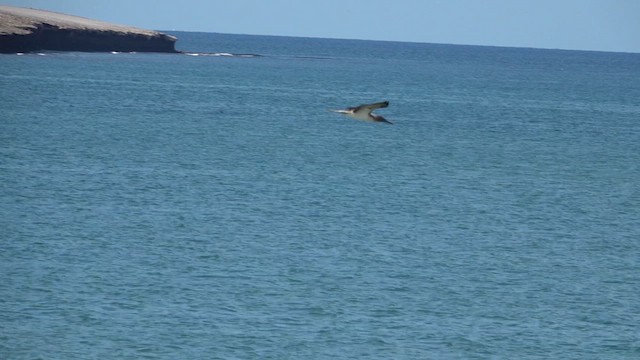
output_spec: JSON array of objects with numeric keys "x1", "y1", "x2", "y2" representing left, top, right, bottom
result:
[
  {"x1": 0, "y1": 6, "x2": 177, "y2": 53},
  {"x1": 1, "y1": 24, "x2": 178, "y2": 53}
]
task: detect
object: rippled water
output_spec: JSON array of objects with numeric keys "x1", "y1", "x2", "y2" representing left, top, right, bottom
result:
[{"x1": 1, "y1": 33, "x2": 639, "y2": 359}]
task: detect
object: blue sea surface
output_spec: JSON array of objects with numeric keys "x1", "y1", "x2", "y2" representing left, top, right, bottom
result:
[{"x1": 1, "y1": 32, "x2": 640, "y2": 359}]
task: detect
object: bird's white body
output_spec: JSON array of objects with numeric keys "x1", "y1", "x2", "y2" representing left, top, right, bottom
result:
[{"x1": 332, "y1": 109, "x2": 376, "y2": 122}]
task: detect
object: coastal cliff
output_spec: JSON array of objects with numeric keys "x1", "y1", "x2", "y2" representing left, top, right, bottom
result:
[{"x1": 0, "y1": 6, "x2": 177, "y2": 53}]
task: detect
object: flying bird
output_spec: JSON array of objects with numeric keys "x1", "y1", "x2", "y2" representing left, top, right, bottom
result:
[{"x1": 330, "y1": 101, "x2": 392, "y2": 124}]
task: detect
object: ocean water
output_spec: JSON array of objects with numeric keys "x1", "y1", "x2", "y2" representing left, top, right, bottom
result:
[{"x1": 1, "y1": 32, "x2": 639, "y2": 359}]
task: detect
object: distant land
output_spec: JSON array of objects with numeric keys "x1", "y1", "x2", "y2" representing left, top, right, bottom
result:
[{"x1": 0, "y1": 6, "x2": 177, "y2": 53}]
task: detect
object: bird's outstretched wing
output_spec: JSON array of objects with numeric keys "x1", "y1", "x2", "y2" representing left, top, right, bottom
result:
[{"x1": 351, "y1": 101, "x2": 389, "y2": 114}]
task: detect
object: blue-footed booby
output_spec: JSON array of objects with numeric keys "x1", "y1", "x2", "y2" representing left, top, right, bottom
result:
[{"x1": 330, "y1": 101, "x2": 392, "y2": 124}]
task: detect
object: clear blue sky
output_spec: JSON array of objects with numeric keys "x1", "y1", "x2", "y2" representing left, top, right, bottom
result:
[{"x1": 5, "y1": 0, "x2": 640, "y2": 53}]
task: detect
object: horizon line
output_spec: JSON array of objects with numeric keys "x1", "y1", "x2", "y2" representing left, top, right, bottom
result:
[{"x1": 160, "y1": 29, "x2": 640, "y2": 56}]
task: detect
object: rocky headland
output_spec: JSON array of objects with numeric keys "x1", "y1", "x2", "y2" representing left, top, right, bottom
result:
[{"x1": 0, "y1": 6, "x2": 177, "y2": 53}]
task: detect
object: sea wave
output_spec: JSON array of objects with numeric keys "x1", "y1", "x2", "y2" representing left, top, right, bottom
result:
[{"x1": 182, "y1": 52, "x2": 261, "y2": 58}]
